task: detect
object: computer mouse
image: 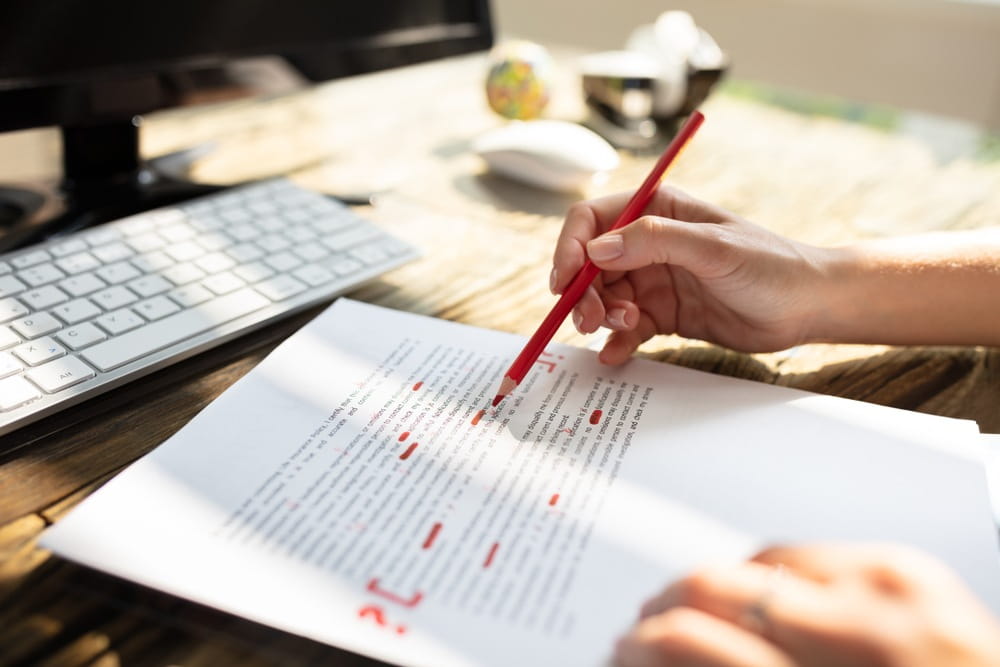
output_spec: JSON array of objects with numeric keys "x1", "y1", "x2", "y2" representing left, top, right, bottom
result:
[{"x1": 472, "y1": 120, "x2": 619, "y2": 192}]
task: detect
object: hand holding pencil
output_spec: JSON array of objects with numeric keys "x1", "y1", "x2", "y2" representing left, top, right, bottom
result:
[{"x1": 491, "y1": 111, "x2": 705, "y2": 407}]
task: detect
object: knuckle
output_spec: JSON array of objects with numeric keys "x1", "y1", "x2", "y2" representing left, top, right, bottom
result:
[
  {"x1": 640, "y1": 608, "x2": 712, "y2": 660},
  {"x1": 694, "y1": 224, "x2": 741, "y2": 274},
  {"x1": 675, "y1": 567, "x2": 724, "y2": 607}
]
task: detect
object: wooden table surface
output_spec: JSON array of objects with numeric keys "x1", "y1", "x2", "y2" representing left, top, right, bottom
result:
[{"x1": 2, "y1": 52, "x2": 999, "y2": 666}]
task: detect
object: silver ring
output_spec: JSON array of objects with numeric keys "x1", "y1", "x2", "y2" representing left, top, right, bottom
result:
[{"x1": 741, "y1": 563, "x2": 786, "y2": 635}]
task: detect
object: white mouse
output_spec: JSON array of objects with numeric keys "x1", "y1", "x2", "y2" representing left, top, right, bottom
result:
[{"x1": 472, "y1": 120, "x2": 619, "y2": 192}]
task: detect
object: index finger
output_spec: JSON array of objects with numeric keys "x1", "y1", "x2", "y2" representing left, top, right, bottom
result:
[{"x1": 551, "y1": 193, "x2": 632, "y2": 294}]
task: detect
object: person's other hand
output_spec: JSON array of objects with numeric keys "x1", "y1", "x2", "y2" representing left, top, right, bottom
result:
[
  {"x1": 614, "y1": 543, "x2": 1000, "y2": 667},
  {"x1": 551, "y1": 187, "x2": 830, "y2": 363}
]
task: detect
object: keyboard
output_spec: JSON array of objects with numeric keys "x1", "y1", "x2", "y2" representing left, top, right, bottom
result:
[{"x1": 0, "y1": 178, "x2": 419, "y2": 437}]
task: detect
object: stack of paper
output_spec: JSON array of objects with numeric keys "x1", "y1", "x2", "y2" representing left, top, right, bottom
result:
[{"x1": 42, "y1": 299, "x2": 1000, "y2": 667}]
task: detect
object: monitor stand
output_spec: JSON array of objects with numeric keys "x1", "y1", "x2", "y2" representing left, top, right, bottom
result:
[{"x1": 0, "y1": 119, "x2": 226, "y2": 253}]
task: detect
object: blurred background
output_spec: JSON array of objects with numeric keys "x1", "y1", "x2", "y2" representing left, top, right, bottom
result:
[{"x1": 494, "y1": 0, "x2": 1000, "y2": 162}]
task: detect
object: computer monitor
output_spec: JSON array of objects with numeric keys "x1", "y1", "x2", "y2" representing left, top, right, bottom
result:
[{"x1": 0, "y1": 1, "x2": 493, "y2": 250}]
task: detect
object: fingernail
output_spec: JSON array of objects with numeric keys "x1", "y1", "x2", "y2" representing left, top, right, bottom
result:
[
  {"x1": 549, "y1": 267, "x2": 558, "y2": 294},
  {"x1": 587, "y1": 235, "x2": 624, "y2": 261},
  {"x1": 572, "y1": 311, "x2": 584, "y2": 332},
  {"x1": 607, "y1": 308, "x2": 627, "y2": 329}
]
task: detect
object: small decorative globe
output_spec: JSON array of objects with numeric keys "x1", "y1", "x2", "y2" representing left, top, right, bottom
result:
[{"x1": 485, "y1": 41, "x2": 554, "y2": 120}]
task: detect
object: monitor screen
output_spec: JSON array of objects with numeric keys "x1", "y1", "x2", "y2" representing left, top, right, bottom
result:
[{"x1": 0, "y1": 0, "x2": 493, "y2": 131}]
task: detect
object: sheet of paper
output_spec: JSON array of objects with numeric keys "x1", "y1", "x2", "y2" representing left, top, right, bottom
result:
[{"x1": 42, "y1": 299, "x2": 1000, "y2": 667}]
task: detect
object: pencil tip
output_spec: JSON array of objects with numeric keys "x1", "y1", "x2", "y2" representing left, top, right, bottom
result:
[{"x1": 492, "y1": 375, "x2": 518, "y2": 407}]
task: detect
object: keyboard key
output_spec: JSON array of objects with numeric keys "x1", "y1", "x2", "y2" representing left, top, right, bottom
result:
[
  {"x1": 159, "y1": 223, "x2": 197, "y2": 243},
  {"x1": 82, "y1": 227, "x2": 122, "y2": 246},
  {"x1": 0, "y1": 375, "x2": 41, "y2": 411},
  {"x1": 82, "y1": 288, "x2": 270, "y2": 371},
  {"x1": 49, "y1": 239, "x2": 88, "y2": 257},
  {"x1": 96, "y1": 261, "x2": 142, "y2": 285},
  {"x1": 56, "y1": 322, "x2": 107, "y2": 350},
  {"x1": 226, "y1": 243, "x2": 264, "y2": 263},
  {"x1": 228, "y1": 224, "x2": 261, "y2": 242},
  {"x1": 0, "y1": 298, "x2": 29, "y2": 323},
  {"x1": 167, "y1": 284, "x2": 213, "y2": 307},
  {"x1": 202, "y1": 272, "x2": 245, "y2": 296},
  {"x1": 256, "y1": 235, "x2": 291, "y2": 252},
  {"x1": 162, "y1": 263, "x2": 206, "y2": 286},
  {"x1": 127, "y1": 233, "x2": 166, "y2": 253},
  {"x1": 149, "y1": 209, "x2": 186, "y2": 226},
  {"x1": 20, "y1": 285, "x2": 69, "y2": 311},
  {"x1": 55, "y1": 251, "x2": 101, "y2": 275},
  {"x1": 19, "y1": 262, "x2": 66, "y2": 288},
  {"x1": 127, "y1": 274, "x2": 173, "y2": 298},
  {"x1": 92, "y1": 285, "x2": 138, "y2": 310},
  {"x1": 11, "y1": 312, "x2": 62, "y2": 339},
  {"x1": 0, "y1": 275, "x2": 27, "y2": 298},
  {"x1": 131, "y1": 250, "x2": 174, "y2": 273},
  {"x1": 292, "y1": 243, "x2": 328, "y2": 263},
  {"x1": 195, "y1": 252, "x2": 236, "y2": 274},
  {"x1": 232, "y1": 262, "x2": 274, "y2": 284},
  {"x1": 95, "y1": 308, "x2": 145, "y2": 335},
  {"x1": 91, "y1": 241, "x2": 134, "y2": 263},
  {"x1": 195, "y1": 232, "x2": 232, "y2": 252},
  {"x1": 10, "y1": 250, "x2": 51, "y2": 270},
  {"x1": 165, "y1": 241, "x2": 205, "y2": 262},
  {"x1": 350, "y1": 243, "x2": 390, "y2": 266},
  {"x1": 0, "y1": 326, "x2": 19, "y2": 350},
  {"x1": 286, "y1": 226, "x2": 317, "y2": 243},
  {"x1": 255, "y1": 275, "x2": 307, "y2": 301},
  {"x1": 13, "y1": 336, "x2": 65, "y2": 366},
  {"x1": 134, "y1": 296, "x2": 181, "y2": 320},
  {"x1": 26, "y1": 355, "x2": 96, "y2": 393},
  {"x1": 0, "y1": 351, "x2": 22, "y2": 378},
  {"x1": 293, "y1": 264, "x2": 335, "y2": 287},
  {"x1": 52, "y1": 298, "x2": 102, "y2": 325},
  {"x1": 264, "y1": 252, "x2": 302, "y2": 273},
  {"x1": 60, "y1": 273, "x2": 108, "y2": 298},
  {"x1": 327, "y1": 257, "x2": 364, "y2": 277}
]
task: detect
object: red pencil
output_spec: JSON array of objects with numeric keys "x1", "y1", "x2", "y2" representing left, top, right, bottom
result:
[{"x1": 491, "y1": 110, "x2": 706, "y2": 408}]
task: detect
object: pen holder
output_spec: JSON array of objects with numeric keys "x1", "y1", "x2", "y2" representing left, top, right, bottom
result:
[{"x1": 581, "y1": 11, "x2": 728, "y2": 150}]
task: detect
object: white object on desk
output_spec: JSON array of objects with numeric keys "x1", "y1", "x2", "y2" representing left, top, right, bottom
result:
[{"x1": 472, "y1": 120, "x2": 619, "y2": 192}]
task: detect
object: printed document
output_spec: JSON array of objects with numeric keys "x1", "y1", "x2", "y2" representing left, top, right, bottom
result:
[{"x1": 42, "y1": 299, "x2": 1000, "y2": 666}]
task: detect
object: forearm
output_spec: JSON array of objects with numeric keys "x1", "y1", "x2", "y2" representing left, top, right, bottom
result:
[{"x1": 807, "y1": 229, "x2": 1000, "y2": 347}]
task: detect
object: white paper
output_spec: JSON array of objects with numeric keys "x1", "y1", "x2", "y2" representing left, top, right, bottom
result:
[{"x1": 42, "y1": 299, "x2": 1000, "y2": 667}]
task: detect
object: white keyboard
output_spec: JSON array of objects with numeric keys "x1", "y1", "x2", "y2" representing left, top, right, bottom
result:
[{"x1": 0, "y1": 178, "x2": 418, "y2": 436}]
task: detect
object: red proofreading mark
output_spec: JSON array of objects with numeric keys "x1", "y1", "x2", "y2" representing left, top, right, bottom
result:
[
  {"x1": 359, "y1": 604, "x2": 387, "y2": 626},
  {"x1": 483, "y1": 542, "x2": 499, "y2": 568},
  {"x1": 400, "y1": 442, "x2": 418, "y2": 460},
  {"x1": 422, "y1": 522, "x2": 442, "y2": 549},
  {"x1": 589, "y1": 409, "x2": 603, "y2": 425},
  {"x1": 549, "y1": 493, "x2": 560, "y2": 507},
  {"x1": 534, "y1": 359, "x2": 557, "y2": 373},
  {"x1": 471, "y1": 409, "x2": 485, "y2": 426},
  {"x1": 367, "y1": 578, "x2": 424, "y2": 608},
  {"x1": 359, "y1": 605, "x2": 408, "y2": 635},
  {"x1": 412, "y1": 381, "x2": 423, "y2": 391},
  {"x1": 398, "y1": 431, "x2": 410, "y2": 442}
]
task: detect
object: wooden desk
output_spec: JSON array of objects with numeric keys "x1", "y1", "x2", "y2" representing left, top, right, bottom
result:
[{"x1": 2, "y1": 53, "x2": 999, "y2": 666}]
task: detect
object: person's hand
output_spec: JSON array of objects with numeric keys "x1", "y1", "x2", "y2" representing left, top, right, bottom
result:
[
  {"x1": 551, "y1": 186, "x2": 831, "y2": 363},
  {"x1": 614, "y1": 543, "x2": 1000, "y2": 667}
]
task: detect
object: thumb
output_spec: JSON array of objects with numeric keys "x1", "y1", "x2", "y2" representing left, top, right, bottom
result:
[{"x1": 586, "y1": 216, "x2": 734, "y2": 278}]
